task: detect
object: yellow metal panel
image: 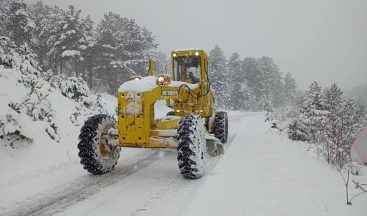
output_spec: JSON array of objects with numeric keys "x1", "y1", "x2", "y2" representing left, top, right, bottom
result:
[{"x1": 154, "y1": 118, "x2": 179, "y2": 130}]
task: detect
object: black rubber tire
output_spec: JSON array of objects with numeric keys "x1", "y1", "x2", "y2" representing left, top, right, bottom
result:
[
  {"x1": 166, "y1": 111, "x2": 176, "y2": 116},
  {"x1": 214, "y1": 111, "x2": 228, "y2": 143},
  {"x1": 78, "y1": 115, "x2": 120, "y2": 175},
  {"x1": 177, "y1": 114, "x2": 206, "y2": 179}
]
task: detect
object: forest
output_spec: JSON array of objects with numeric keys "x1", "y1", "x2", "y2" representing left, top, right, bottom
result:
[{"x1": 0, "y1": 0, "x2": 298, "y2": 111}]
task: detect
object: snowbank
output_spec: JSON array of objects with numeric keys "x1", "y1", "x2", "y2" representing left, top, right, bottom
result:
[{"x1": 0, "y1": 66, "x2": 118, "y2": 186}]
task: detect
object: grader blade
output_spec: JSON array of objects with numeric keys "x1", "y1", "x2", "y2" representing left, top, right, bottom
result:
[{"x1": 205, "y1": 134, "x2": 224, "y2": 157}]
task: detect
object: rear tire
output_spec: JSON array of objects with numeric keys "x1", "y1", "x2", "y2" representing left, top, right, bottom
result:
[
  {"x1": 177, "y1": 114, "x2": 206, "y2": 179},
  {"x1": 214, "y1": 111, "x2": 228, "y2": 143},
  {"x1": 78, "y1": 115, "x2": 120, "y2": 175}
]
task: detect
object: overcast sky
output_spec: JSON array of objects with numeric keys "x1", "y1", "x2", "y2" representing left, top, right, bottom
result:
[{"x1": 27, "y1": 0, "x2": 367, "y2": 89}]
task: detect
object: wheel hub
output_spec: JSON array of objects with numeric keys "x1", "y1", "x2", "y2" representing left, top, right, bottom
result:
[{"x1": 99, "y1": 141, "x2": 113, "y2": 158}]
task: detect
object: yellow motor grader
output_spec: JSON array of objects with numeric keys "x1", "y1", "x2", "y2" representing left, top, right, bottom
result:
[{"x1": 78, "y1": 49, "x2": 228, "y2": 179}]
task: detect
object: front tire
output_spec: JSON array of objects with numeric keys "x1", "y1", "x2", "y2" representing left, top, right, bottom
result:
[
  {"x1": 214, "y1": 111, "x2": 228, "y2": 143},
  {"x1": 177, "y1": 114, "x2": 206, "y2": 179},
  {"x1": 78, "y1": 115, "x2": 120, "y2": 175}
]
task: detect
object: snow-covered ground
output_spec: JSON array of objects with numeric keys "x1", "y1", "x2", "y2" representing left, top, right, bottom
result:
[
  {"x1": 0, "y1": 111, "x2": 366, "y2": 216},
  {"x1": 184, "y1": 112, "x2": 367, "y2": 216}
]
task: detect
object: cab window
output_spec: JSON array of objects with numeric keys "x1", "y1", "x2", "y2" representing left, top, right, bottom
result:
[{"x1": 173, "y1": 56, "x2": 201, "y2": 84}]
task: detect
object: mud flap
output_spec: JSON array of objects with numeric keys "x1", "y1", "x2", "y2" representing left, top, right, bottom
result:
[{"x1": 205, "y1": 134, "x2": 224, "y2": 157}]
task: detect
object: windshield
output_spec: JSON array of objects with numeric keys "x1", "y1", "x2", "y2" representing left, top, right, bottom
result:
[{"x1": 173, "y1": 56, "x2": 201, "y2": 84}]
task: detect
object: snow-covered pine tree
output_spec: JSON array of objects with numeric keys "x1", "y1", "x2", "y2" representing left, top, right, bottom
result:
[
  {"x1": 241, "y1": 57, "x2": 268, "y2": 110},
  {"x1": 47, "y1": 5, "x2": 91, "y2": 77},
  {"x1": 0, "y1": 37, "x2": 17, "y2": 68},
  {"x1": 54, "y1": 74, "x2": 110, "y2": 126},
  {"x1": 79, "y1": 15, "x2": 97, "y2": 88},
  {"x1": 322, "y1": 84, "x2": 344, "y2": 164},
  {"x1": 28, "y1": 1, "x2": 54, "y2": 69},
  {"x1": 258, "y1": 56, "x2": 284, "y2": 108},
  {"x1": 0, "y1": 109, "x2": 33, "y2": 146},
  {"x1": 209, "y1": 45, "x2": 230, "y2": 109},
  {"x1": 18, "y1": 51, "x2": 60, "y2": 142},
  {"x1": 67, "y1": 89, "x2": 110, "y2": 126},
  {"x1": 59, "y1": 76, "x2": 90, "y2": 101},
  {"x1": 289, "y1": 82, "x2": 327, "y2": 143},
  {"x1": 0, "y1": 35, "x2": 39, "y2": 74},
  {"x1": 283, "y1": 72, "x2": 297, "y2": 106},
  {"x1": 93, "y1": 28, "x2": 116, "y2": 92},
  {"x1": 3, "y1": 0, "x2": 35, "y2": 46},
  {"x1": 0, "y1": 37, "x2": 59, "y2": 142},
  {"x1": 0, "y1": 0, "x2": 9, "y2": 36},
  {"x1": 43, "y1": 69, "x2": 63, "y2": 89},
  {"x1": 228, "y1": 52, "x2": 241, "y2": 110},
  {"x1": 95, "y1": 12, "x2": 157, "y2": 93},
  {"x1": 284, "y1": 82, "x2": 367, "y2": 168},
  {"x1": 238, "y1": 82, "x2": 257, "y2": 111},
  {"x1": 38, "y1": 5, "x2": 64, "y2": 71},
  {"x1": 227, "y1": 52, "x2": 257, "y2": 111},
  {"x1": 322, "y1": 84, "x2": 367, "y2": 168},
  {"x1": 150, "y1": 51, "x2": 169, "y2": 75}
]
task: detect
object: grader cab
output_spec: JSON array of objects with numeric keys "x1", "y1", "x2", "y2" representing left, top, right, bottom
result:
[{"x1": 77, "y1": 49, "x2": 228, "y2": 179}]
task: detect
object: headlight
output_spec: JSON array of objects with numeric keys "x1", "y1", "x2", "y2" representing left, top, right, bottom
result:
[
  {"x1": 129, "y1": 76, "x2": 142, "y2": 81},
  {"x1": 195, "y1": 51, "x2": 199, "y2": 56},
  {"x1": 156, "y1": 74, "x2": 171, "y2": 86},
  {"x1": 158, "y1": 76, "x2": 165, "y2": 83},
  {"x1": 173, "y1": 53, "x2": 177, "y2": 57}
]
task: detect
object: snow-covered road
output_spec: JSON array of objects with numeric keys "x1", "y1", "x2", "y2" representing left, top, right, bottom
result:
[{"x1": 1, "y1": 112, "x2": 366, "y2": 216}]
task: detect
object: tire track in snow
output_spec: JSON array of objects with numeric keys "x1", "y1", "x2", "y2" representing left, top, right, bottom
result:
[
  {"x1": 130, "y1": 133, "x2": 237, "y2": 216},
  {"x1": 4, "y1": 152, "x2": 161, "y2": 216},
  {"x1": 6, "y1": 112, "x2": 247, "y2": 216},
  {"x1": 131, "y1": 113, "x2": 247, "y2": 216}
]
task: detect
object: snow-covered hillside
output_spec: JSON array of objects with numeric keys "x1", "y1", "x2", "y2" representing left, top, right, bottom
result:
[{"x1": 0, "y1": 66, "x2": 117, "y2": 186}]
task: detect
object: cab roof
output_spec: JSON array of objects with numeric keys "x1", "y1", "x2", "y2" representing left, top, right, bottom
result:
[{"x1": 171, "y1": 49, "x2": 209, "y2": 59}]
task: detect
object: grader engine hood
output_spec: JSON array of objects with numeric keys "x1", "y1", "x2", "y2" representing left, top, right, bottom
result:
[
  {"x1": 117, "y1": 76, "x2": 200, "y2": 148},
  {"x1": 118, "y1": 75, "x2": 201, "y2": 115}
]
